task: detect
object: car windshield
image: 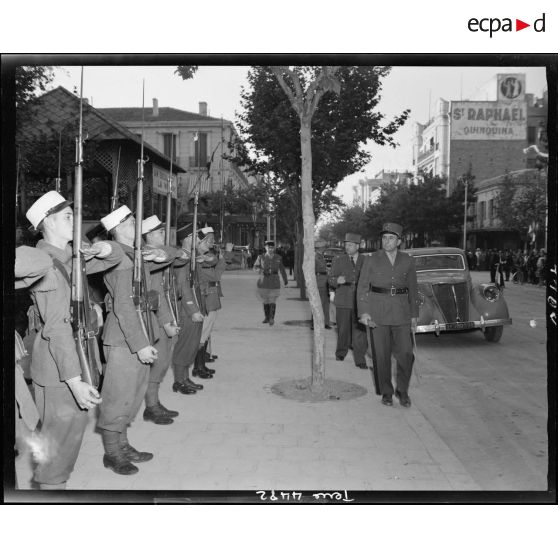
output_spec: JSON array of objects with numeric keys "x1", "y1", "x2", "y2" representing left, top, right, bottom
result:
[{"x1": 413, "y1": 254, "x2": 465, "y2": 271}]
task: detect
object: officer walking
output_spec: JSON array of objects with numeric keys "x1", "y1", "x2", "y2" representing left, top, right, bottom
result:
[
  {"x1": 357, "y1": 223, "x2": 419, "y2": 407},
  {"x1": 328, "y1": 233, "x2": 368, "y2": 368},
  {"x1": 253, "y1": 240, "x2": 288, "y2": 326},
  {"x1": 25, "y1": 191, "x2": 123, "y2": 489}
]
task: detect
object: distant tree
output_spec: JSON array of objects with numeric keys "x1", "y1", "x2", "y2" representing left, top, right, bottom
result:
[
  {"x1": 234, "y1": 65, "x2": 409, "y2": 294},
  {"x1": 15, "y1": 66, "x2": 55, "y2": 131},
  {"x1": 495, "y1": 169, "x2": 547, "y2": 245},
  {"x1": 330, "y1": 203, "x2": 369, "y2": 242},
  {"x1": 175, "y1": 66, "x2": 199, "y2": 80}
]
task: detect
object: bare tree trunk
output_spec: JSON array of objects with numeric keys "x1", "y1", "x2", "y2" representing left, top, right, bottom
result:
[{"x1": 300, "y1": 117, "x2": 325, "y2": 388}]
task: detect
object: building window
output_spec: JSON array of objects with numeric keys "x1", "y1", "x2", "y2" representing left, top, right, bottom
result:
[
  {"x1": 194, "y1": 132, "x2": 208, "y2": 166},
  {"x1": 162, "y1": 133, "x2": 177, "y2": 161},
  {"x1": 479, "y1": 201, "x2": 486, "y2": 222}
]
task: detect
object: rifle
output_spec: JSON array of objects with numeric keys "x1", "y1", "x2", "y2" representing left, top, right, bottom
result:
[
  {"x1": 189, "y1": 183, "x2": 206, "y2": 315},
  {"x1": 55, "y1": 130, "x2": 62, "y2": 193},
  {"x1": 164, "y1": 134, "x2": 179, "y2": 326},
  {"x1": 70, "y1": 67, "x2": 101, "y2": 388},
  {"x1": 110, "y1": 145, "x2": 121, "y2": 212},
  {"x1": 132, "y1": 80, "x2": 155, "y2": 344}
]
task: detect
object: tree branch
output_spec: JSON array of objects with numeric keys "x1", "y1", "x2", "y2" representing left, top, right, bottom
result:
[{"x1": 270, "y1": 66, "x2": 302, "y2": 116}]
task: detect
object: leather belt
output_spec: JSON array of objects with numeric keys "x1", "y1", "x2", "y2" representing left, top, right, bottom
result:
[
  {"x1": 316, "y1": 272, "x2": 328, "y2": 275},
  {"x1": 207, "y1": 281, "x2": 220, "y2": 287},
  {"x1": 263, "y1": 272, "x2": 278, "y2": 276},
  {"x1": 370, "y1": 286, "x2": 408, "y2": 296}
]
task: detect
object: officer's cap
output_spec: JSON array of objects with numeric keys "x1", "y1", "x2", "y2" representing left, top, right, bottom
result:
[{"x1": 380, "y1": 222, "x2": 403, "y2": 238}]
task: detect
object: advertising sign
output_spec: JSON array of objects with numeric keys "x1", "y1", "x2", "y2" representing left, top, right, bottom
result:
[
  {"x1": 152, "y1": 164, "x2": 177, "y2": 198},
  {"x1": 497, "y1": 73, "x2": 525, "y2": 103},
  {"x1": 450, "y1": 101, "x2": 526, "y2": 141}
]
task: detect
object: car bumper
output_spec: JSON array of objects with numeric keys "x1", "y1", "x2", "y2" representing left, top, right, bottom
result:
[{"x1": 416, "y1": 317, "x2": 512, "y2": 334}]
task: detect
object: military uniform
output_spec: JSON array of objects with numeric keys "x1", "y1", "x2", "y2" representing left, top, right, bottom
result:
[
  {"x1": 254, "y1": 247, "x2": 288, "y2": 325},
  {"x1": 143, "y1": 245, "x2": 187, "y2": 421},
  {"x1": 172, "y1": 261, "x2": 205, "y2": 387},
  {"x1": 198, "y1": 251, "x2": 226, "y2": 343},
  {"x1": 28, "y1": 239, "x2": 123, "y2": 486},
  {"x1": 99, "y1": 242, "x2": 173, "y2": 433},
  {"x1": 328, "y1": 252, "x2": 367, "y2": 366},
  {"x1": 315, "y1": 251, "x2": 330, "y2": 328},
  {"x1": 357, "y1": 241, "x2": 419, "y2": 400}
]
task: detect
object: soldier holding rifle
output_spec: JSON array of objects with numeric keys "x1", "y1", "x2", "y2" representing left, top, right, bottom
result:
[
  {"x1": 98, "y1": 205, "x2": 172, "y2": 475},
  {"x1": 25, "y1": 191, "x2": 123, "y2": 489},
  {"x1": 141, "y1": 215, "x2": 185, "y2": 424},
  {"x1": 171, "y1": 232, "x2": 207, "y2": 391},
  {"x1": 357, "y1": 223, "x2": 419, "y2": 408}
]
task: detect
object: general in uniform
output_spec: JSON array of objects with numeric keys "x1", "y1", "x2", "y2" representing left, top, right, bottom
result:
[
  {"x1": 328, "y1": 233, "x2": 367, "y2": 368},
  {"x1": 357, "y1": 222, "x2": 419, "y2": 407}
]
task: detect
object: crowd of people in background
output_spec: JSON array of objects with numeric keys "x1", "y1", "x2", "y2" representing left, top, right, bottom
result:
[{"x1": 466, "y1": 247, "x2": 547, "y2": 287}]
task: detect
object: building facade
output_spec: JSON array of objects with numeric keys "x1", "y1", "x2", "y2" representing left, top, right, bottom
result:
[
  {"x1": 352, "y1": 170, "x2": 413, "y2": 207},
  {"x1": 17, "y1": 86, "x2": 185, "y2": 244}
]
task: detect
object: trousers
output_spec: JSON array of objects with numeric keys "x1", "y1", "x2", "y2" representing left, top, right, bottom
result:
[
  {"x1": 32, "y1": 383, "x2": 89, "y2": 485},
  {"x1": 369, "y1": 324, "x2": 414, "y2": 396},
  {"x1": 335, "y1": 306, "x2": 367, "y2": 364},
  {"x1": 98, "y1": 345, "x2": 149, "y2": 432},
  {"x1": 149, "y1": 327, "x2": 172, "y2": 384},
  {"x1": 318, "y1": 287, "x2": 330, "y2": 327},
  {"x1": 200, "y1": 310, "x2": 218, "y2": 344}
]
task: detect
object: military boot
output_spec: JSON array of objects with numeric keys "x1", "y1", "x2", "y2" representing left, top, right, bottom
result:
[
  {"x1": 269, "y1": 303, "x2": 276, "y2": 326},
  {"x1": 262, "y1": 303, "x2": 270, "y2": 323},
  {"x1": 101, "y1": 429, "x2": 138, "y2": 475}
]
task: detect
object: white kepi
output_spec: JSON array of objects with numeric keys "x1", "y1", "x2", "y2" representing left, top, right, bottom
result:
[
  {"x1": 142, "y1": 215, "x2": 165, "y2": 235},
  {"x1": 26, "y1": 190, "x2": 72, "y2": 230},
  {"x1": 101, "y1": 205, "x2": 132, "y2": 232}
]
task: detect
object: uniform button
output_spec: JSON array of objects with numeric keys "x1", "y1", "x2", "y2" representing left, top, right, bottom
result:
[{"x1": 64, "y1": 318, "x2": 69, "y2": 323}]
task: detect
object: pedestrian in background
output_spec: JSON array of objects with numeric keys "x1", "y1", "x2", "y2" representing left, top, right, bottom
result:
[
  {"x1": 254, "y1": 240, "x2": 288, "y2": 326},
  {"x1": 357, "y1": 222, "x2": 419, "y2": 408},
  {"x1": 328, "y1": 233, "x2": 367, "y2": 368}
]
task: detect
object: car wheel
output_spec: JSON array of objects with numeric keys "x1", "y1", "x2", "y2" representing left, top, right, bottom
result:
[{"x1": 483, "y1": 325, "x2": 503, "y2": 342}]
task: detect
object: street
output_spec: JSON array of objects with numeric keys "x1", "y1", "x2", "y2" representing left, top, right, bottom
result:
[{"x1": 411, "y1": 271, "x2": 548, "y2": 490}]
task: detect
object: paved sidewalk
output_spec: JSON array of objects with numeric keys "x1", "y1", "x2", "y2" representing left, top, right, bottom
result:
[{"x1": 20, "y1": 270, "x2": 481, "y2": 493}]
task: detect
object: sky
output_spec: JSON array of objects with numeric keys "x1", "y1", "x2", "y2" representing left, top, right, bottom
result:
[{"x1": 49, "y1": 63, "x2": 548, "y2": 203}]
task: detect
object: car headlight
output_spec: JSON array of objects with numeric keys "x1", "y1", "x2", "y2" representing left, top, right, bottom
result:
[{"x1": 482, "y1": 284, "x2": 501, "y2": 302}]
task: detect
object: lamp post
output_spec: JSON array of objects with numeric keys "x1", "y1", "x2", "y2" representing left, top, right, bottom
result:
[
  {"x1": 251, "y1": 201, "x2": 259, "y2": 251},
  {"x1": 463, "y1": 177, "x2": 468, "y2": 251}
]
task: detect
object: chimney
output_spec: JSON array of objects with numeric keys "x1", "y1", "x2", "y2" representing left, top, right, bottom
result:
[
  {"x1": 152, "y1": 98, "x2": 159, "y2": 117},
  {"x1": 199, "y1": 101, "x2": 208, "y2": 116}
]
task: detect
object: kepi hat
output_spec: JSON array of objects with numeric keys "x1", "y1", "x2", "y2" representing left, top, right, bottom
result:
[
  {"x1": 26, "y1": 190, "x2": 72, "y2": 230},
  {"x1": 344, "y1": 232, "x2": 361, "y2": 244},
  {"x1": 200, "y1": 226, "x2": 214, "y2": 237},
  {"x1": 142, "y1": 215, "x2": 165, "y2": 235},
  {"x1": 264, "y1": 240, "x2": 275, "y2": 247},
  {"x1": 380, "y1": 222, "x2": 403, "y2": 238},
  {"x1": 101, "y1": 205, "x2": 132, "y2": 232}
]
